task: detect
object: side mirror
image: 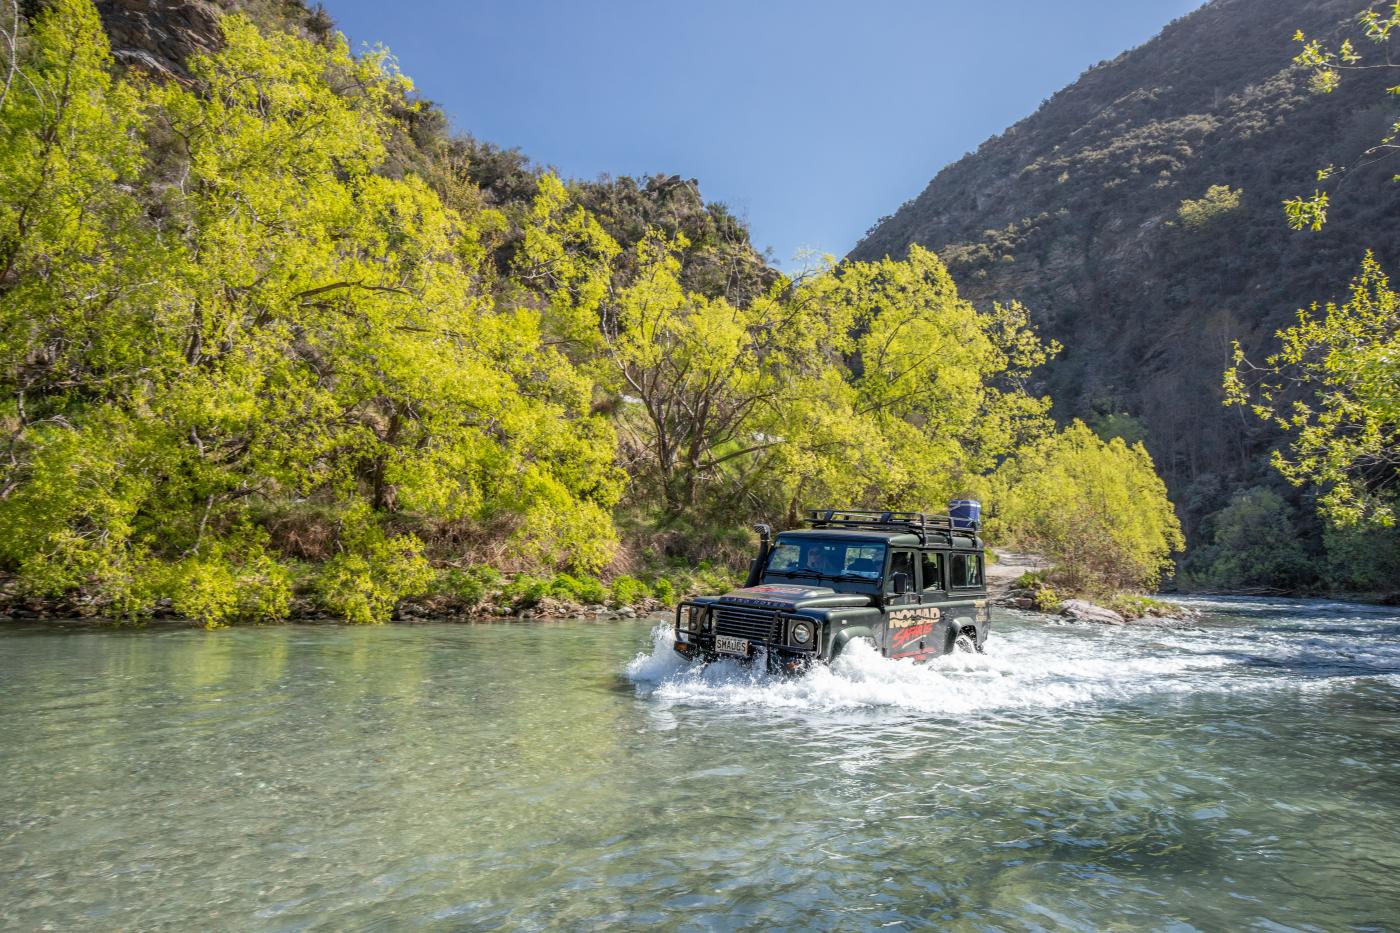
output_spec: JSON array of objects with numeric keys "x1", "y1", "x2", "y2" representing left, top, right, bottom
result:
[{"x1": 892, "y1": 572, "x2": 909, "y2": 595}]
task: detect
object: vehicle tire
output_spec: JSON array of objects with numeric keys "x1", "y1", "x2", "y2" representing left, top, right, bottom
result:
[
  {"x1": 955, "y1": 630, "x2": 983, "y2": 654},
  {"x1": 834, "y1": 634, "x2": 880, "y2": 663},
  {"x1": 854, "y1": 634, "x2": 881, "y2": 655}
]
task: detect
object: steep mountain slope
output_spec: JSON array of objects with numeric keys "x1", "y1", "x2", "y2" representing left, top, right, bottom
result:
[{"x1": 852, "y1": 0, "x2": 1400, "y2": 543}]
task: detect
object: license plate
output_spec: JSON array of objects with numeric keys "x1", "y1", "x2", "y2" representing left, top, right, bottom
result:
[{"x1": 714, "y1": 635, "x2": 750, "y2": 657}]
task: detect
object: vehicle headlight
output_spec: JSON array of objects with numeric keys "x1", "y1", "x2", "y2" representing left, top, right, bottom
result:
[
  {"x1": 683, "y1": 609, "x2": 700, "y2": 634},
  {"x1": 790, "y1": 620, "x2": 813, "y2": 646}
]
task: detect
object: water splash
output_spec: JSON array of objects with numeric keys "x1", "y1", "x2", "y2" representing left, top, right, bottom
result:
[
  {"x1": 626, "y1": 620, "x2": 1217, "y2": 716},
  {"x1": 626, "y1": 599, "x2": 1400, "y2": 716}
]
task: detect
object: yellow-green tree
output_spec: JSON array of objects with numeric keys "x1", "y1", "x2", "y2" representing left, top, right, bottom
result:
[
  {"x1": 987, "y1": 421, "x2": 1185, "y2": 593},
  {"x1": 0, "y1": 2, "x2": 620, "y2": 623},
  {"x1": 522, "y1": 181, "x2": 1061, "y2": 536},
  {"x1": 1226, "y1": 253, "x2": 1399, "y2": 527}
]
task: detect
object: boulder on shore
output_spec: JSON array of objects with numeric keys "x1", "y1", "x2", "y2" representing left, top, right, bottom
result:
[{"x1": 1060, "y1": 599, "x2": 1126, "y2": 625}]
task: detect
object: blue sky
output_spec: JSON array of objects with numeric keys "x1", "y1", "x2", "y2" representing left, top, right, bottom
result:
[{"x1": 322, "y1": 0, "x2": 1203, "y2": 268}]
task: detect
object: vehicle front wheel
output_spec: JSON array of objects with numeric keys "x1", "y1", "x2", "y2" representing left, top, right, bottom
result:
[
  {"x1": 833, "y1": 634, "x2": 881, "y2": 663},
  {"x1": 955, "y1": 630, "x2": 984, "y2": 654}
]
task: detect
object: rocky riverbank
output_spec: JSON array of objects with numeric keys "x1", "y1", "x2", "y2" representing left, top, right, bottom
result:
[
  {"x1": 0, "y1": 576, "x2": 675, "y2": 627},
  {"x1": 988, "y1": 550, "x2": 1199, "y2": 624}
]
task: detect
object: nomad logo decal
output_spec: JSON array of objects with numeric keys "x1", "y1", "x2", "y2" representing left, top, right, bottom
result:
[
  {"x1": 890, "y1": 622, "x2": 934, "y2": 652},
  {"x1": 888, "y1": 606, "x2": 942, "y2": 629}
]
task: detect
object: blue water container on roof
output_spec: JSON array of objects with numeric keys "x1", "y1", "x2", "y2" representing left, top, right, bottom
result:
[{"x1": 949, "y1": 499, "x2": 981, "y2": 531}]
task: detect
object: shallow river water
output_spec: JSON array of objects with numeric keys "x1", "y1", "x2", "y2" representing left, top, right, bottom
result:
[{"x1": 2, "y1": 597, "x2": 1400, "y2": 931}]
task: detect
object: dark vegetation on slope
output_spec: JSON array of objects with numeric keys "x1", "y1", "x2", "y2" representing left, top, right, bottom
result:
[{"x1": 852, "y1": 0, "x2": 1400, "y2": 590}]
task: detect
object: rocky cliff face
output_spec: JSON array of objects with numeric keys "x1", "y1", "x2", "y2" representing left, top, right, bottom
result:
[
  {"x1": 95, "y1": 0, "x2": 222, "y2": 76},
  {"x1": 93, "y1": 0, "x2": 330, "y2": 77},
  {"x1": 852, "y1": 0, "x2": 1400, "y2": 541}
]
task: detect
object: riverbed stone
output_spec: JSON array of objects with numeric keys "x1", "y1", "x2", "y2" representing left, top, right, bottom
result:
[{"x1": 1060, "y1": 599, "x2": 1126, "y2": 624}]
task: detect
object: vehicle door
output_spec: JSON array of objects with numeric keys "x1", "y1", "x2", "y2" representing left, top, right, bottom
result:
[
  {"x1": 884, "y1": 549, "x2": 919, "y2": 608},
  {"x1": 881, "y1": 548, "x2": 919, "y2": 656},
  {"x1": 947, "y1": 550, "x2": 987, "y2": 639},
  {"x1": 916, "y1": 549, "x2": 952, "y2": 653}
]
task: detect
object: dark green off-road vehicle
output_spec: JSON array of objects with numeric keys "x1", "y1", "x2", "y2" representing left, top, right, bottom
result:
[{"x1": 674, "y1": 508, "x2": 990, "y2": 673}]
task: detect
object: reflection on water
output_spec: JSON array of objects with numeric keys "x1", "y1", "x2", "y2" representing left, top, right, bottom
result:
[{"x1": 2, "y1": 598, "x2": 1399, "y2": 930}]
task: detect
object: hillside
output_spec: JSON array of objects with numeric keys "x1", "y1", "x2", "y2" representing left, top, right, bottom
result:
[
  {"x1": 852, "y1": 0, "x2": 1400, "y2": 552},
  {"x1": 18, "y1": 0, "x2": 1181, "y2": 631}
]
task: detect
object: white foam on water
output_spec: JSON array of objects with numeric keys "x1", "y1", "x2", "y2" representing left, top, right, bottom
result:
[
  {"x1": 625, "y1": 598, "x2": 1400, "y2": 716},
  {"x1": 626, "y1": 621, "x2": 1236, "y2": 716}
]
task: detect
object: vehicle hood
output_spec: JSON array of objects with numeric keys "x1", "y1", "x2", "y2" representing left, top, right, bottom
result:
[{"x1": 718, "y1": 583, "x2": 871, "y2": 610}]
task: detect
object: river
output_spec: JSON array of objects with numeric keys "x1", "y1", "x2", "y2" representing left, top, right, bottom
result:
[{"x1": 2, "y1": 597, "x2": 1399, "y2": 930}]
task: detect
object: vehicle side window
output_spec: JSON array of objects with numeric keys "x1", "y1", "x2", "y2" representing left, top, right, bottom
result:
[
  {"x1": 920, "y1": 551, "x2": 943, "y2": 592},
  {"x1": 841, "y1": 545, "x2": 884, "y2": 578},
  {"x1": 951, "y1": 553, "x2": 983, "y2": 588},
  {"x1": 887, "y1": 551, "x2": 915, "y2": 593}
]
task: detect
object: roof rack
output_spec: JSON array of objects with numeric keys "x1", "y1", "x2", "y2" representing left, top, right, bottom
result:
[{"x1": 802, "y1": 509, "x2": 977, "y2": 545}]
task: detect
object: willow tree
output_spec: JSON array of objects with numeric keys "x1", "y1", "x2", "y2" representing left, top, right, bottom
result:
[
  {"x1": 798, "y1": 247, "x2": 1058, "y2": 516},
  {"x1": 0, "y1": 2, "x2": 620, "y2": 623},
  {"x1": 987, "y1": 421, "x2": 1185, "y2": 593},
  {"x1": 522, "y1": 179, "x2": 1061, "y2": 535}
]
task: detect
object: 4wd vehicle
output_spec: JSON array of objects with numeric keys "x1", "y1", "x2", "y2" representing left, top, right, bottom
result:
[{"x1": 674, "y1": 507, "x2": 990, "y2": 672}]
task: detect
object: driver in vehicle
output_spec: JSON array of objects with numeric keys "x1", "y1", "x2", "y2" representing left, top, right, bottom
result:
[{"x1": 803, "y1": 547, "x2": 839, "y2": 576}]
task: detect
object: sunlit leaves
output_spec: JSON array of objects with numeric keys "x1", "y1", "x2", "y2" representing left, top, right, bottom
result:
[
  {"x1": 1226, "y1": 254, "x2": 1399, "y2": 527},
  {"x1": 0, "y1": 3, "x2": 621, "y2": 622},
  {"x1": 1288, "y1": 5, "x2": 1400, "y2": 227},
  {"x1": 985, "y1": 421, "x2": 1184, "y2": 593}
]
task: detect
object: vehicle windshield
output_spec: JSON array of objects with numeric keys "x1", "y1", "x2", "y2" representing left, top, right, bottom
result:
[{"x1": 763, "y1": 537, "x2": 886, "y2": 582}]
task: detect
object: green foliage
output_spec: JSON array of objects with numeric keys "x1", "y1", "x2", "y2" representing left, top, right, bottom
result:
[
  {"x1": 1177, "y1": 185, "x2": 1243, "y2": 230},
  {"x1": 525, "y1": 179, "x2": 1061, "y2": 537},
  {"x1": 649, "y1": 576, "x2": 676, "y2": 604},
  {"x1": 1088, "y1": 412, "x2": 1148, "y2": 446},
  {"x1": 547, "y1": 573, "x2": 609, "y2": 605},
  {"x1": 1226, "y1": 255, "x2": 1400, "y2": 527},
  {"x1": 500, "y1": 571, "x2": 619, "y2": 609},
  {"x1": 1288, "y1": 5, "x2": 1400, "y2": 228},
  {"x1": 1184, "y1": 487, "x2": 1313, "y2": 591},
  {"x1": 500, "y1": 574, "x2": 550, "y2": 609},
  {"x1": 314, "y1": 507, "x2": 433, "y2": 624},
  {"x1": 644, "y1": 558, "x2": 742, "y2": 598},
  {"x1": 1011, "y1": 570, "x2": 1049, "y2": 589},
  {"x1": 0, "y1": 1, "x2": 618, "y2": 622},
  {"x1": 170, "y1": 546, "x2": 294, "y2": 629},
  {"x1": 432, "y1": 564, "x2": 502, "y2": 607},
  {"x1": 609, "y1": 575, "x2": 652, "y2": 607},
  {"x1": 1033, "y1": 586, "x2": 1063, "y2": 612},
  {"x1": 988, "y1": 421, "x2": 1185, "y2": 593},
  {"x1": 1102, "y1": 594, "x2": 1184, "y2": 620},
  {"x1": 0, "y1": 1, "x2": 1183, "y2": 620},
  {"x1": 1322, "y1": 520, "x2": 1400, "y2": 592}
]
